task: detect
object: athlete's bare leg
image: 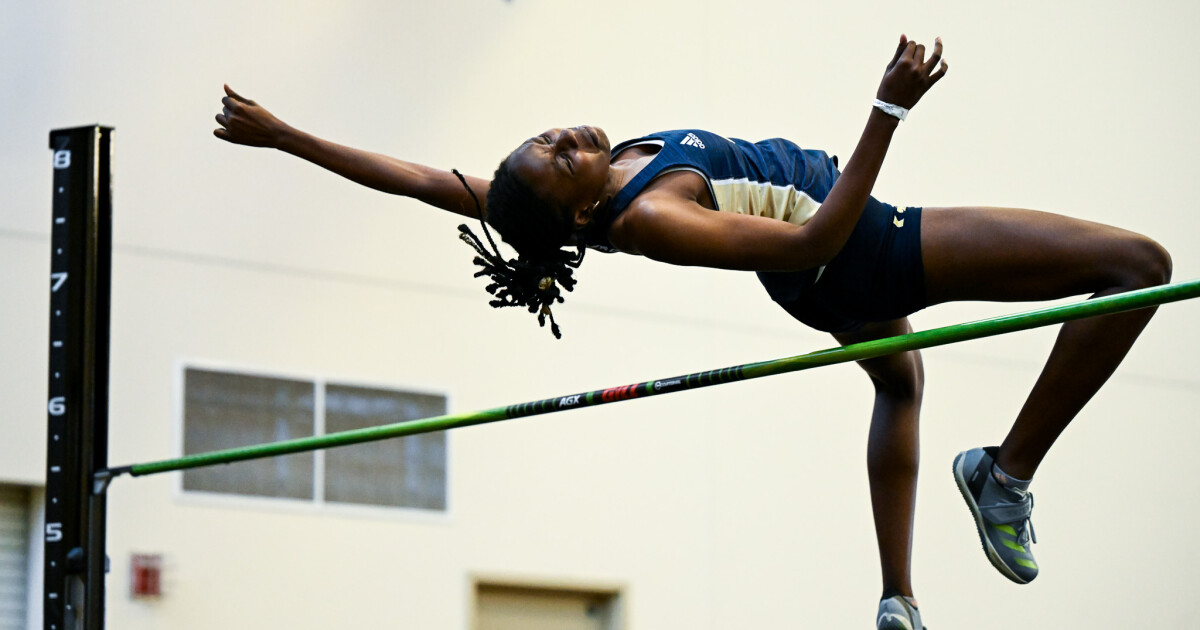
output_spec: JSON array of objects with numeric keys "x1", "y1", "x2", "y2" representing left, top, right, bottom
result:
[
  {"x1": 920, "y1": 207, "x2": 1171, "y2": 479},
  {"x1": 834, "y1": 318, "x2": 923, "y2": 601}
]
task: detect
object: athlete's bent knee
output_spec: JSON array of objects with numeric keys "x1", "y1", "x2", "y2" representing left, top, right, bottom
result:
[
  {"x1": 1122, "y1": 236, "x2": 1172, "y2": 289},
  {"x1": 868, "y1": 351, "x2": 924, "y2": 403}
]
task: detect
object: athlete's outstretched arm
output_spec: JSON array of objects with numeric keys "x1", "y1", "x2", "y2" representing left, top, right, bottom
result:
[
  {"x1": 804, "y1": 35, "x2": 947, "y2": 261},
  {"x1": 213, "y1": 85, "x2": 490, "y2": 219},
  {"x1": 621, "y1": 36, "x2": 947, "y2": 272}
]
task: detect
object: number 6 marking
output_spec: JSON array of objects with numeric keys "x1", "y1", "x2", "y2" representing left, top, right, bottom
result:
[{"x1": 48, "y1": 397, "x2": 65, "y2": 416}]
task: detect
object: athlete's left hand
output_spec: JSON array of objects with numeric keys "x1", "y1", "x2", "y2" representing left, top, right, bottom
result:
[
  {"x1": 876, "y1": 35, "x2": 948, "y2": 110},
  {"x1": 214, "y1": 85, "x2": 291, "y2": 149}
]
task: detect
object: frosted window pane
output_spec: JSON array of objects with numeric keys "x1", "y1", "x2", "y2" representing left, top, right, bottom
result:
[
  {"x1": 182, "y1": 368, "x2": 314, "y2": 499},
  {"x1": 324, "y1": 384, "x2": 446, "y2": 510}
]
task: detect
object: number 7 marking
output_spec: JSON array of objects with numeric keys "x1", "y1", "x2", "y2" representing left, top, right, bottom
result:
[{"x1": 51, "y1": 272, "x2": 67, "y2": 292}]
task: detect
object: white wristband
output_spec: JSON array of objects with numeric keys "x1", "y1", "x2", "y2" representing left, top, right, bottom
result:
[{"x1": 873, "y1": 99, "x2": 908, "y2": 121}]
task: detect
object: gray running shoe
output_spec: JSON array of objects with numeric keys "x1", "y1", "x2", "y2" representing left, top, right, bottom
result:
[
  {"x1": 952, "y1": 446, "x2": 1039, "y2": 584},
  {"x1": 876, "y1": 595, "x2": 925, "y2": 630}
]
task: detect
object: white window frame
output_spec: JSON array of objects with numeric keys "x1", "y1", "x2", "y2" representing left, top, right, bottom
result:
[{"x1": 172, "y1": 360, "x2": 453, "y2": 524}]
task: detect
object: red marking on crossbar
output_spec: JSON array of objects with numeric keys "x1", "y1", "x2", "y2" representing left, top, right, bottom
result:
[{"x1": 600, "y1": 384, "x2": 641, "y2": 403}]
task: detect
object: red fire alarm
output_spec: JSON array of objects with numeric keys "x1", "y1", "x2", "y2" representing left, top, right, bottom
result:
[{"x1": 130, "y1": 554, "x2": 163, "y2": 598}]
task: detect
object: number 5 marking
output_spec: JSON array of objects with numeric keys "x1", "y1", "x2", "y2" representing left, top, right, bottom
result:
[
  {"x1": 51, "y1": 272, "x2": 67, "y2": 292},
  {"x1": 46, "y1": 522, "x2": 63, "y2": 542}
]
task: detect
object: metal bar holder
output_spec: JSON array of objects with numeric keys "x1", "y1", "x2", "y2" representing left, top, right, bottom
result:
[{"x1": 44, "y1": 126, "x2": 114, "y2": 630}]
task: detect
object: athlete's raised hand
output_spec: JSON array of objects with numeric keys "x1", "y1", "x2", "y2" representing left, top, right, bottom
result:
[
  {"x1": 876, "y1": 35, "x2": 948, "y2": 110},
  {"x1": 214, "y1": 85, "x2": 290, "y2": 148}
]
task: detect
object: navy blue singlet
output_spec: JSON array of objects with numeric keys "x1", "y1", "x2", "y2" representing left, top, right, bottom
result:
[
  {"x1": 586, "y1": 129, "x2": 839, "y2": 255},
  {"x1": 583, "y1": 129, "x2": 927, "y2": 333}
]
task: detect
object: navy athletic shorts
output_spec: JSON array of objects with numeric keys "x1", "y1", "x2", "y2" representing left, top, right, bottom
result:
[{"x1": 755, "y1": 197, "x2": 927, "y2": 333}]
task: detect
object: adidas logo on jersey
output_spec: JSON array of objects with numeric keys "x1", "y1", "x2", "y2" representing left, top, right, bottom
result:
[{"x1": 680, "y1": 133, "x2": 706, "y2": 149}]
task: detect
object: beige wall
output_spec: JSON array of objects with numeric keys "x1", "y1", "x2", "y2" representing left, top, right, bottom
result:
[{"x1": 2, "y1": 1, "x2": 1198, "y2": 629}]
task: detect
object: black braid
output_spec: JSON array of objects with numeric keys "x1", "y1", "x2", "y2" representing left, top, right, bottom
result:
[{"x1": 450, "y1": 168, "x2": 585, "y2": 339}]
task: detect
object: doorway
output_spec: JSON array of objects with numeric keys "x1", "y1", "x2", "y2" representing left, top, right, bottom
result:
[{"x1": 474, "y1": 580, "x2": 621, "y2": 630}]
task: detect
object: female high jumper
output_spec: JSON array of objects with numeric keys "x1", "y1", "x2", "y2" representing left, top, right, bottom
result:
[{"x1": 214, "y1": 36, "x2": 1171, "y2": 630}]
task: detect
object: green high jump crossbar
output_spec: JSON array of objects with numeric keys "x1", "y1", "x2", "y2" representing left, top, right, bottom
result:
[{"x1": 105, "y1": 278, "x2": 1200, "y2": 480}]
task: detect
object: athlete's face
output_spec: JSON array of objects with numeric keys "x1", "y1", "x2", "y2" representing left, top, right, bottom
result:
[{"x1": 507, "y1": 125, "x2": 612, "y2": 228}]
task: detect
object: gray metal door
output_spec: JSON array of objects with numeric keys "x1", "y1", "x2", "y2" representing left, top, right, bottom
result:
[{"x1": 0, "y1": 485, "x2": 29, "y2": 630}]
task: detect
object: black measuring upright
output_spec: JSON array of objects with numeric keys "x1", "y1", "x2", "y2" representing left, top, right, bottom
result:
[{"x1": 44, "y1": 126, "x2": 113, "y2": 630}]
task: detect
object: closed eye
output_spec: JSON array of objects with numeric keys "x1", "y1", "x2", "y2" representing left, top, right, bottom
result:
[{"x1": 559, "y1": 154, "x2": 574, "y2": 173}]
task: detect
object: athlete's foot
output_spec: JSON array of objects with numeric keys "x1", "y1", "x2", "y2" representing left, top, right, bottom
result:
[
  {"x1": 953, "y1": 446, "x2": 1039, "y2": 584},
  {"x1": 877, "y1": 595, "x2": 925, "y2": 630}
]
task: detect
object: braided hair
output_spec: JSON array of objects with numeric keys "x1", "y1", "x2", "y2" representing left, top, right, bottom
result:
[{"x1": 452, "y1": 161, "x2": 586, "y2": 339}]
